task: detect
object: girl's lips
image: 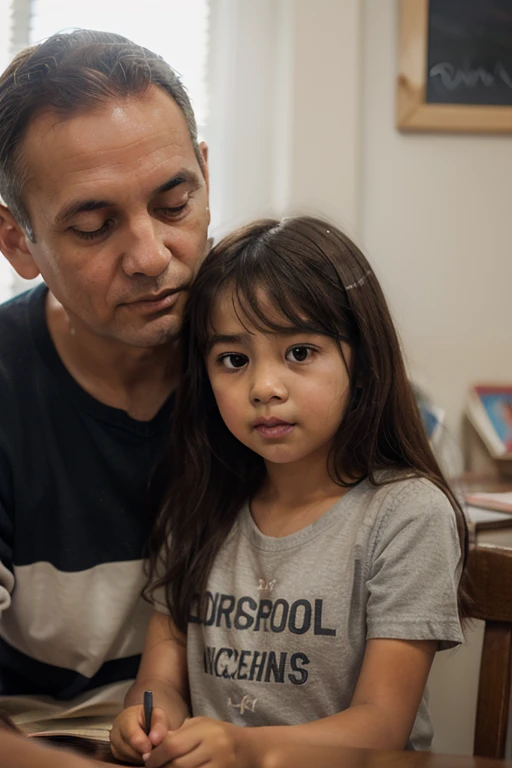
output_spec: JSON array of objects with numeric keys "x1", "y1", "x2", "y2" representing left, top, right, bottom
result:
[{"x1": 254, "y1": 423, "x2": 295, "y2": 438}]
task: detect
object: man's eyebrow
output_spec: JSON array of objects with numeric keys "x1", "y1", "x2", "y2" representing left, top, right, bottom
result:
[
  {"x1": 55, "y1": 170, "x2": 201, "y2": 225},
  {"x1": 155, "y1": 170, "x2": 201, "y2": 195},
  {"x1": 55, "y1": 199, "x2": 111, "y2": 226},
  {"x1": 207, "y1": 333, "x2": 245, "y2": 352}
]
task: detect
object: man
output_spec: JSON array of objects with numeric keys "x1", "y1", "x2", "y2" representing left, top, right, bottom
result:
[{"x1": 0, "y1": 29, "x2": 209, "y2": 732}]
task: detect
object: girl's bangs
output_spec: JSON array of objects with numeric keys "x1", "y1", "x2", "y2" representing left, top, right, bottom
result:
[
  {"x1": 210, "y1": 253, "x2": 352, "y2": 342},
  {"x1": 232, "y1": 278, "x2": 328, "y2": 337}
]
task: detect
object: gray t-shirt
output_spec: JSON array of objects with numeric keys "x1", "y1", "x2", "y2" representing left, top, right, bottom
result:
[{"x1": 185, "y1": 476, "x2": 464, "y2": 751}]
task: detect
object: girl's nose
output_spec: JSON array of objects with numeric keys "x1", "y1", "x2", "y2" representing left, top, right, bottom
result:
[{"x1": 250, "y1": 365, "x2": 288, "y2": 405}]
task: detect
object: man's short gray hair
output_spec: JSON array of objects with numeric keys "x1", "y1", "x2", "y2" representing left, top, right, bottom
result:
[{"x1": 0, "y1": 29, "x2": 202, "y2": 242}]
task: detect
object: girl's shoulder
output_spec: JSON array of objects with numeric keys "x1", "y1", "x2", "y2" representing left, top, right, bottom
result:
[
  {"x1": 360, "y1": 473, "x2": 460, "y2": 560},
  {"x1": 366, "y1": 471, "x2": 454, "y2": 510}
]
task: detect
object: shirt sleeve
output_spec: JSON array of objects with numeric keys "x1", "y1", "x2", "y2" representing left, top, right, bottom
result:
[{"x1": 365, "y1": 479, "x2": 464, "y2": 650}]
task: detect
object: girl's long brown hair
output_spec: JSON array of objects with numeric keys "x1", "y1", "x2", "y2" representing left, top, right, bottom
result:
[{"x1": 147, "y1": 216, "x2": 469, "y2": 633}]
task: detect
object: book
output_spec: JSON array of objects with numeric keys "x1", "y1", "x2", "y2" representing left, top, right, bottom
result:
[
  {"x1": 465, "y1": 491, "x2": 512, "y2": 514},
  {"x1": 466, "y1": 384, "x2": 512, "y2": 459},
  {"x1": 0, "y1": 710, "x2": 115, "y2": 761},
  {"x1": 29, "y1": 721, "x2": 114, "y2": 761},
  {"x1": 30, "y1": 732, "x2": 113, "y2": 761},
  {"x1": 419, "y1": 400, "x2": 445, "y2": 442},
  {"x1": 465, "y1": 504, "x2": 512, "y2": 531},
  {"x1": 411, "y1": 383, "x2": 445, "y2": 442}
]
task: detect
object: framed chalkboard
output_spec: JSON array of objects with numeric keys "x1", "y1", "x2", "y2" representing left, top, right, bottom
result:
[{"x1": 397, "y1": 0, "x2": 512, "y2": 132}]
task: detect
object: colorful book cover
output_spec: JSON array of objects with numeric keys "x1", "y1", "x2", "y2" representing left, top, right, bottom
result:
[
  {"x1": 475, "y1": 386, "x2": 512, "y2": 453},
  {"x1": 412, "y1": 384, "x2": 445, "y2": 442},
  {"x1": 418, "y1": 401, "x2": 444, "y2": 441}
]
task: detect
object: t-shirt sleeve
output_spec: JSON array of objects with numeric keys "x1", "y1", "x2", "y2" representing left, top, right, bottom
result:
[{"x1": 365, "y1": 479, "x2": 464, "y2": 650}]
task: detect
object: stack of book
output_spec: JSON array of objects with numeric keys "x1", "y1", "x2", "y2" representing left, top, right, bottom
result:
[
  {"x1": 465, "y1": 490, "x2": 512, "y2": 531},
  {"x1": 466, "y1": 385, "x2": 512, "y2": 475}
]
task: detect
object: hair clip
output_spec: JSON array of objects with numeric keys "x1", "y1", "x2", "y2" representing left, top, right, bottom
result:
[{"x1": 345, "y1": 269, "x2": 372, "y2": 291}]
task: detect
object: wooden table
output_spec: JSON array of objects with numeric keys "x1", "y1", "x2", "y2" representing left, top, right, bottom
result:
[
  {"x1": 5, "y1": 729, "x2": 512, "y2": 768},
  {"x1": 7, "y1": 723, "x2": 512, "y2": 767},
  {"x1": 456, "y1": 475, "x2": 512, "y2": 546},
  {"x1": 70, "y1": 741, "x2": 512, "y2": 768},
  {"x1": 254, "y1": 744, "x2": 512, "y2": 768}
]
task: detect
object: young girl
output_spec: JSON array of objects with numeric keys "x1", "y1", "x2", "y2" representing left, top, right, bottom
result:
[{"x1": 110, "y1": 217, "x2": 467, "y2": 767}]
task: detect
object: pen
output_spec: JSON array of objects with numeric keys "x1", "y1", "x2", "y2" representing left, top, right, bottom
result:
[{"x1": 143, "y1": 690, "x2": 153, "y2": 736}]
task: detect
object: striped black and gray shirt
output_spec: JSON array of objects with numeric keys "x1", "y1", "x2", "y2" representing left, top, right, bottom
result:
[{"x1": 0, "y1": 283, "x2": 172, "y2": 720}]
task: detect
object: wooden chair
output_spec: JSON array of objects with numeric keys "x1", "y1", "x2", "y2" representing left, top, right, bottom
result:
[{"x1": 467, "y1": 544, "x2": 512, "y2": 759}]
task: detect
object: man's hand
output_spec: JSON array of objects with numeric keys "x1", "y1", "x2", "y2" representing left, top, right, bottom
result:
[
  {"x1": 143, "y1": 716, "x2": 244, "y2": 768},
  {"x1": 110, "y1": 705, "x2": 171, "y2": 765}
]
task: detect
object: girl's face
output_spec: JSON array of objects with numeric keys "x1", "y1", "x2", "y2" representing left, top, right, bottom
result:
[{"x1": 205, "y1": 291, "x2": 351, "y2": 470}]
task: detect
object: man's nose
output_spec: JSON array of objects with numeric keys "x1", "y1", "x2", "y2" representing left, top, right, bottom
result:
[
  {"x1": 250, "y1": 363, "x2": 288, "y2": 405},
  {"x1": 121, "y1": 217, "x2": 172, "y2": 278}
]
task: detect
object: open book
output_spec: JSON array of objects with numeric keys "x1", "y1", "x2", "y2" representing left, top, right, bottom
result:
[{"x1": 0, "y1": 711, "x2": 115, "y2": 761}]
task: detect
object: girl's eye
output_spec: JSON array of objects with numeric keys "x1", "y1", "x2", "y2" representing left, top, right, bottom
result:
[
  {"x1": 219, "y1": 353, "x2": 248, "y2": 370},
  {"x1": 286, "y1": 345, "x2": 313, "y2": 363},
  {"x1": 71, "y1": 220, "x2": 113, "y2": 241}
]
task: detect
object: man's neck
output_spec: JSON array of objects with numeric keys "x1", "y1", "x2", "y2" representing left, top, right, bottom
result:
[{"x1": 45, "y1": 292, "x2": 179, "y2": 421}]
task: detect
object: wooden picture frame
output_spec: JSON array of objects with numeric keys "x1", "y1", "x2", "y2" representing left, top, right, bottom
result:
[{"x1": 397, "y1": 0, "x2": 512, "y2": 133}]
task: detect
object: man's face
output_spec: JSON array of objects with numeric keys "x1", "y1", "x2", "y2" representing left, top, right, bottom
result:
[{"x1": 19, "y1": 85, "x2": 210, "y2": 348}]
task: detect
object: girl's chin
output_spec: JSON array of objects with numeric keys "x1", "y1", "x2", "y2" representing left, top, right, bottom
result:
[{"x1": 260, "y1": 452, "x2": 304, "y2": 466}]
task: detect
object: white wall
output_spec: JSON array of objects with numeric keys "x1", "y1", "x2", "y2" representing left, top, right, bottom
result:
[
  {"x1": 207, "y1": 0, "x2": 363, "y2": 239},
  {"x1": 361, "y1": 0, "x2": 512, "y2": 464},
  {"x1": 277, "y1": 0, "x2": 362, "y2": 235}
]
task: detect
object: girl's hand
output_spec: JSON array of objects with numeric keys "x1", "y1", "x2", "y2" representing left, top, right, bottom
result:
[
  {"x1": 110, "y1": 704, "x2": 171, "y2": 764},
  {"x1": 143, "y1": 716, "x2": 242, "y2": 768}
]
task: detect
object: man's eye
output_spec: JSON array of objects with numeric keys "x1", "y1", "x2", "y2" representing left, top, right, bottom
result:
[
  {"x1": 159, "y1": 203, "x2": 188, "y2": 218},
  {"x1": 286, "y1": 346, "x2": 313, "y2": 363},
  {"x1": 219, "y1": 353, "x2": 248, "y2": 370},
  {"x1": 71, "y1": 220, "x2": 113, "y2": 241}
]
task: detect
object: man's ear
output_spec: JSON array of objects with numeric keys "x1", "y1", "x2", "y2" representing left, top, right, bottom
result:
[
  {"x1": 199, "y1": 141, "x2": 210, "y2": 211},
  {"x1": 0, "y1": 205, "x2": 40, "y2": 279}
]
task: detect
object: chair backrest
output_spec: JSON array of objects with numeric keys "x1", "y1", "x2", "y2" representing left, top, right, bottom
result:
[{"x1": 468, "y1": 544, "x2": 512, "y2": 759}]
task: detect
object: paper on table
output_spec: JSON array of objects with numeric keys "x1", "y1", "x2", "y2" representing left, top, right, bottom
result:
[
  {"x1": 465, "y1": 491, "x2": 512, "y2": 513},
  {"x1": 466, "y1": 505, "x2": 512, "y2": 526}
]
